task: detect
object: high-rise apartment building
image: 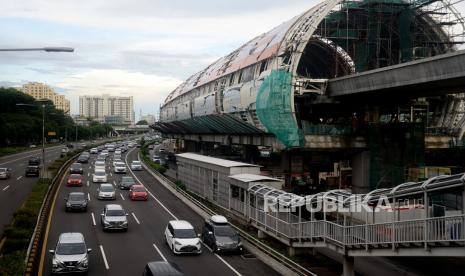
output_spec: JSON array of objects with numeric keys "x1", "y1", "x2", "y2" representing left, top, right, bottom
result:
[
  {"x1": 79, "y1": 94, "x2": 134, "y2": 125},
  {"x1": 20, "y1": 82, "x2": 70, "y2": 114}
]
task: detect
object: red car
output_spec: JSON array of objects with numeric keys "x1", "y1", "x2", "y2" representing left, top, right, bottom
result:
[
  {"x1": 129, "y1": 185, "x2": 148, "y2": 201},
  {"x1": 67, "y1": 174, "x2": 83, "y2": 187}
]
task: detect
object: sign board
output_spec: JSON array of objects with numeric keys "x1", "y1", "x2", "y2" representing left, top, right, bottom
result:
[{"x1": 48, "y1": 131, "x2": 57, "y2": 136}]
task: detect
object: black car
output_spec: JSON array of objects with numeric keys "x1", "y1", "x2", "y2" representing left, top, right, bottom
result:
[
  {"x1": 70, "y1": 163, "x2": 84, "y2": 174},
  {"x1": 65, "y1": 192, "x2": 88, "y2": 212},
  {"x1": 66, "y1": 143, "x2": 74, "y2": 148},
  {"x1": 143, "y1": 262, "x2": 183, "y2": 276},
  {"x1": 202, "y1": 215, "x2": 242, "y2": 254},
  {"x1": 77, "y1": 155, "x2": 90, "y2": 164},
  {"x1": 28, "y1": 157, "x2": 41, "y2": 166},
  {"x1": 25, "y1": 166, "x2": 40, "y2": 177}
]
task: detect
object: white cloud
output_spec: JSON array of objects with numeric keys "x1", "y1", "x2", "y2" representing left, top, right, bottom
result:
[{"x1": 55, "y1": 69, "x2": 182, "y2": 115}]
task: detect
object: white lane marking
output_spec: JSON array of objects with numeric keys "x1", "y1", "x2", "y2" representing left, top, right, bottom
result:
[
  {"x1": 152, "y1": 243, "x2": 167, "y2": 262},
  {"x1": 16, "y1": 176, "x2": 22, "y2": 180},
  {"x1": 87, "y1": 172, "x2": 90, "y2": 177},
  {"x1": 99, "y1": 245, "x2": 110, "y2": 270},
  {"x1": 125, "y1": 149, "x2": 179, "y2": 220},
  {"x1": 131, "y1": 212, "x2": 140, "y2": 224},
  {"x1": 87, "y1": 181, "x2": 89, "y2": 187},
  {"x1": 91, "y1": 213, "x2": 96, "y2": 226},
  {"x1": 130, "y1": 148, "x2": 242, "y2": 276},
  {"x1": 3, "y1": 185, "x2": 10, "y2": 191},
  {"x1": 113, "y1": 181, "x2": 117, "y2": 187},
  {"x1": 110, "y1": 172, "x2": 113, "y2": 176},
  {"x1": 120, "y1": 193, "x2": 125, "y2": 200},
  {"x1": 214, "y1": 253, "x2": 242, "y2": 276},
  {"x1": 202, "y1": 241, "x2": 213, "y2": 252},
  {"x1": 87, "y1": 193, "x2": 91, "y2": 201}
]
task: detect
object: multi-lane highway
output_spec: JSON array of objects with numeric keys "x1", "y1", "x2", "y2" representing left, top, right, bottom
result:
[
  {"x1": 0, "y1": 144, "x2": 72, "y2": 236},
  {"x1": 40, "y1": 146, "x2": 279, "y2": 276}
]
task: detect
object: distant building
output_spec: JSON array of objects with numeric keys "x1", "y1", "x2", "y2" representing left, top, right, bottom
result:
[
  {"x1": 20, "y1": 82, "x2": 70, "y2": 114},
  {"x1": 140, "y1": 114, "x2": 156, "y2": 125},
  {"x1": 79, "y1": 94, "x2": 134, "y2": 125}
]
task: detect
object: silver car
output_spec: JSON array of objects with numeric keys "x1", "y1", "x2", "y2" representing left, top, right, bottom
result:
[
  {"x1": 49, "y1": 232, "x2": 91, "y2": 274},
  {"x1": 97, "y1": 184, "x2": 116, "y2": 200},
  {"x1": 0, "y1": 168, "x2": 11, "y2": 179},
  {"x1": 100, "y1": 204, "x2": 128, "y2": 231}
]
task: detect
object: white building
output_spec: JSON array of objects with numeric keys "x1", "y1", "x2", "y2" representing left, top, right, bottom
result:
[
  {"x1": 140, "y1": 114, "x2": 156, "y2": 125},
  {"x1": 79, "y1": 94, "x2": 134, "y2": 124}
]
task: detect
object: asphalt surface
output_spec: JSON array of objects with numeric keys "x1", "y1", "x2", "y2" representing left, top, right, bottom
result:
[
  {"x1": 41, "y1": 147, "x2": 279, "y2": 276},
  {"x1": 0, "y1": 143, "x2": 76, "y2": 236}
]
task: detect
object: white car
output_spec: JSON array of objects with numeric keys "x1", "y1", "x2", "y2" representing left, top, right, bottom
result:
[
  {"x1": 165, "y1": 220, "x2": 201, "y2": 254},
  {"x1": 97, "y1": 184, "x2": 116, "y2": 200},
  {"x1": 114, "y1": 162, "x2": 127, "y2": 174},
  {"x1": 93, "y1": 170, "x2": 107, "y2": 183},
  {"x1": 61, "y1": 147, "x2": 69, "y2": 154},
  {"x1": 101, "y1": 150, "x2": 109, "y2": 157},
  {"x1": 90, "y1": 148, "x2": 98, "y2": 154},
  {"x1": 94, "y1": 160, "x2": 106, "y2": 172},
  {"x1": 130, "y1": 161, "x2": 143, "y2": 171},
  {"x1": 112, "y1": 159, "x2": 122, "y2": 167},
  {"x1": 50, "y1": 233, "x2": 91, "y2": 274}
]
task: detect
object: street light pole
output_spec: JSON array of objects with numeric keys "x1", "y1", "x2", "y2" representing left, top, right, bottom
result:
[
  {"x1": 0, "y1": 47, "x2": 74, "y2": 52},
  {"x1": 41, "y1": 104, "x2": 46, "y2": 178}
]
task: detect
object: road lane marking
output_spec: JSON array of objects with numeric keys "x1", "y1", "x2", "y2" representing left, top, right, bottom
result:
[
  {"x1": 110, "y1": 172, "x2": 113, "y2": 176},
  {"x1": 214, "y1": 253, "x2": 242, "y2": 276},
  {"x1": 91, "y1": 213, "x2": 96, "y2": 226},
  {"x1": 87, "y1": 181, "x2": 90, "y2": 187},
  {"x1": 131, "y1": 212, "x2": 140, "y2": 224},
  {"x1": 126, "y1": 149, "x2": 179, "y2": 220},
  {"x1": 16, "y1": 176, "x2": 22, "y2": 180},
  {"x1": 113, "y1": 181, "x2": 117, "y2": 187},
  {"x1": 130, "y1": 148, "x2": 242, "y2": 276},
  {"x1": 152, "y1": 243, "x2": 167, "y2": 262},
  {"x1": 99, "y1": 245, "x2": 110, "y2": 270},
  {"x1": 87, "y1": 193, "x2": 91, "y2": 201},
  {"x1": 87, "y1": 172, "x2": 90, "y2": 177},
  {"x1": 120, "y1": 193, "x2": 125, "y2": 200},
  {"x1": 3, "y1": 186, "x2": 9, "y2": 191}
]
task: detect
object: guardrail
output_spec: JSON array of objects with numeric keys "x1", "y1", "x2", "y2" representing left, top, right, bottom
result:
[
  {"x1": 138, "y1": 151, "x2": 316, "y2": 276},
  {"x1": 23, "y1": 151, "x2": 80, "y2": 276}
]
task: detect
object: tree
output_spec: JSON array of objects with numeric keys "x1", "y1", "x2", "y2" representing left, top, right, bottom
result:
[{"x1": 136, "y1": 120, "x2": 148, "y2": 125}]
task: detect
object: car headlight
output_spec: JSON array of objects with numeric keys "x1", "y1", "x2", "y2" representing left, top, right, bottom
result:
[
  {"x1": 103, "y1": 220, "x2": 111, "y2": 225},
  {"x1": 53, "y1": 258, "x2": 64, "y2": 268},
  {"x1": 215, "y1": 241, "x2": 224, "y2": 246},
  {"x1": 122, "y1": 220, "x2": 128, "y2": 225},
  {"x1": 66, "y1": 202, "x2": 71, "y2": 207},
  {"x1": 174, "y1": 240, "x2": 182, "y2": 245},
  {"x1": 78, "y1": 256, "x2": 88, "y2": 267}
]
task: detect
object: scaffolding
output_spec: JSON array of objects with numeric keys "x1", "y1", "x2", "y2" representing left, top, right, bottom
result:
[{"x1": 313, "y1": 0, "x2": 465, "y2": 73}]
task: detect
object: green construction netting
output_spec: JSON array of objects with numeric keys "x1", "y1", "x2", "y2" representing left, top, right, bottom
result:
[{"x1": 256, "y1": 69, "x2": 305, "y2": 148}]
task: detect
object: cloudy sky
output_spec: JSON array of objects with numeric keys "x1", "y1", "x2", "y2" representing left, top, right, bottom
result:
[{"x1": 0, "y1": 0, "x2": 319, "y2": 120}]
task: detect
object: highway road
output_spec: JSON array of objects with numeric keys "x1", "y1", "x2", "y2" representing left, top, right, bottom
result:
[
  {"x1": 0, "y1": 143, "x2": 73, "y2": 236},
  {"x1": 40, "y1": 147, "x2": 279, "y2": 276}
]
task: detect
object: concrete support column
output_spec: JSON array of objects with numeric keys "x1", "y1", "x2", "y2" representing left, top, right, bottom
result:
[
  {"x1": 287, "y1": 246, "x2": 296, "y2": 257},
  {"x1": 342, "y1": 255, "x2": 355, "y2": 276},
  {"x1": 257, "y1": 230, "x2": 267, "y2": 239},
  {"x1": 351, "y1": 151, "x2": 371, "y2": 194}
]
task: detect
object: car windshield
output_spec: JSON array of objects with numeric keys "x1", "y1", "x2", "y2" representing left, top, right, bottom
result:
[
  {"x1": 122, "y1": 177, "x2": 135, "y2": 184},
  {"x1": 69, "y1": 175, "x2": 81, "y2": 179},
  {"x1": 95, "y1": 171, "x2": 106, "y2": 176},
  {"x1": 71, "y1": 164, "x2": 81, "y2": 169},
  {"x1": 69, "y1": 194, "x2": 85, "y2": 201},
  {"x1": 0, "y1": 168, "x2": 6, "y2": 172},
  {"x1": 100, "y1": 186, "x2": 113, "y2": 192},
  {"x1": 214, "y1": 226, "x2": 236, "y2": 237},
  {"x1": 95, "y1": 161, "x2": 105, "y2": 165},
  {"x1": 106, "y1": 209, "x2": 125, "y2": 216},
  {"x1": 56, "y1": 243, "x2": 86, "y2": 255},
  {"x1": 174, "y1": 228, "x2": 196, "y2": 239},
  {"x1": 116, "y1": 163, "x2": 125, "y2": 167},
  {"x1": 132, "y1": 187, "x2": 146, "y2": 192},
  {"x1": 132, "y1": 161, "x2": 141, "y2": 165}
]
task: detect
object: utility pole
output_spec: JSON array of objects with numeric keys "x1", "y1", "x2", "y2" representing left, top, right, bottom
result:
[{"x1": 41, "y1": 104, "x2": 46, "y2": 178}]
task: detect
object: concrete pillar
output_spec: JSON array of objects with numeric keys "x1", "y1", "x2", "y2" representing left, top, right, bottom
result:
[
  {"x1": 287, "y1": 246, "x2": 296, "y2": 257},
  {"x1": 342, "y1": 255, "x2": 355, "y2": 276},
  {"x1": 257, "y1": 230, "x2": 267, "y2": 239},
  {"x1": 351, "y1": 151, "x2": 370, "y2": 194}
]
